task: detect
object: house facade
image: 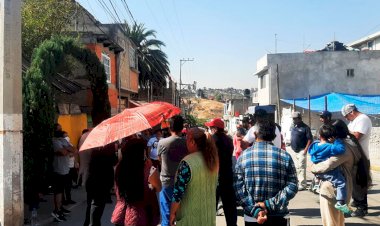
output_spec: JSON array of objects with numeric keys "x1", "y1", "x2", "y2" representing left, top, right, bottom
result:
[
  {"x1": 51, "y1": 3, "x2": 140, "y2": 144},
  {"x1": 256, "y1": 51, "x2": 380, "y2": 106},
  {"x1": 66, "y1": 4, "x2": 139, "y2": 116},
  {"x1": 348, "y1": 31, "x2": 380, "y2": 50}
]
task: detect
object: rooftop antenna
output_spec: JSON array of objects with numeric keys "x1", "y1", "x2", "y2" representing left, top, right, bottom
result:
[{"x1": 275, "y1": 33, "x2": 278, "y2": 53}]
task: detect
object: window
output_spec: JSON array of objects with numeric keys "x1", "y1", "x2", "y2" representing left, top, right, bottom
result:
[
  {"x1": 367, "y1": 40, "x2": 374, "y2": 50},
  {"x1": 346, "y1": 69, "x2": 354, "y2": 77},
  {"x1": 102, "y1": 53, "x2": 111, "y2": 83},
  {"x1": 129, "y1": 46, "x2": 137, "y2": 69},
  {"x1": 260, "y1": 74, "x2": 267, "y2": 89}
]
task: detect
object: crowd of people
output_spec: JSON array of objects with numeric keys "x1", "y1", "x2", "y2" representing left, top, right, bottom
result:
[{"x1": 34, "y1": 103, "x2": 373, "y2": 226}]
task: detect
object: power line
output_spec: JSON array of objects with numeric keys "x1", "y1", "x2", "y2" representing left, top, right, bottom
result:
[
  {"x1": 121, "y1": 0, "x2": 137, "y2": 26},
  {"x1": 108, "y1": 0, "x2": 122, "y2": 24},
  {"x1": 83, "y1": 0, "x2": 171, "y2": 86}
]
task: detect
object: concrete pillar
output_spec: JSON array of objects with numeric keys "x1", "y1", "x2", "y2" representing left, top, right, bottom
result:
[{"x1": 0, "y1": 0, "x2": 23, "y2": 225}]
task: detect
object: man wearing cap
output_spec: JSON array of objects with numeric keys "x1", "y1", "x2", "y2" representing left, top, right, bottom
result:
[
  {"x1": 341, "y1": 104, "x2": 372, "y2": 217},
  {"x1": 316, "y1": 111, "x2": 332, "y2": 140},
  {"x1": 290, "y1": 111, "x2": 313, "y2": 191},
  {"x1": 319, "y1": 110, "x2": 332, "y2": 125},
  {"x1": 205, "y1": 118, "x2": 237, "y2": 226}
]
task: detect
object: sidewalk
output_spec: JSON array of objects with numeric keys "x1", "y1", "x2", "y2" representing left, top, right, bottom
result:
[{"x1": 24, "y1": 186, "x2": 88, "y2": 226}]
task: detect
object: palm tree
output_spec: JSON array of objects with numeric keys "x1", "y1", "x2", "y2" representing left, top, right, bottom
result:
[{"x1": 125, "y1": 23, "x2": 170, "y2": 88}]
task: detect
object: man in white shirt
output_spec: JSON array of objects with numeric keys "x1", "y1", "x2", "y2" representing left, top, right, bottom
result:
[
  {"x1": 341, "y1": 104, "x2": 372, "y2": 217},
  {"x1": 243, "y1": 109, "x2": 282, "y2": 149}
]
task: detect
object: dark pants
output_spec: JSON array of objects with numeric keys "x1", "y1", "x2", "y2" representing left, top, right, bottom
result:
[
  {"x1": 216, "y1": 181, "x2": 237, "y2": 226},
  {"x1": 64, "y1": 173, "x2": 72, "y2": 202},
  {"x1": 245, "y1": 216, "x2": 288, "y2": 226},
  {"x1": 352, "y1": 167, "x2": 369, "y2": 211},
  {"x1": 353, "y1": 194, "x2": 368, "y2": 210},
  {"x1": 83, "y1": 192, "x2": 107, "y2": 226},
  {"x1": 69, "y1": 167, "x2": 78, "y2": 186}
]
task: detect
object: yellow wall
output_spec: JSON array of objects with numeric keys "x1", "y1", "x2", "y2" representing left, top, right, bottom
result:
[{"x1": 58, "y1": 114, "x2": 88, "y2": 148}]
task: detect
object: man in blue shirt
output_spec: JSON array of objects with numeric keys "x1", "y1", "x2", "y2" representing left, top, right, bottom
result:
[
  {"x1": 290, "y1": 112, "x2": 313, "y2": 190},
  {"x1": 234, "y1": 120, "x2": 298, "y2": 226}
]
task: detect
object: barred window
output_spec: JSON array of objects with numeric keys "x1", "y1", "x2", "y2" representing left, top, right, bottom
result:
[
  {"x1": 102, "y1": 53, "x2": 111, "y2": 83},
  {"x1": 129, "y1": 46, "x2": 137, "y2": 69}
]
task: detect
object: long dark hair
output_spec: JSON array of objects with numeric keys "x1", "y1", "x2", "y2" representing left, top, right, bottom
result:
[
  {"x1": 333, "y1": 119, "x2": 372, "y2": 189},
  {"x1": 115, "y1": 138, "x2": 146, "y2": 202},
  {"x1": 188, "y1": 128, "x2": 219, "y2": 173}
]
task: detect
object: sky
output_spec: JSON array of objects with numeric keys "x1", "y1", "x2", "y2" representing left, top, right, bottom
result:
[{"x1": 77, "y1": 0, "x2": 380, "y2": 89}]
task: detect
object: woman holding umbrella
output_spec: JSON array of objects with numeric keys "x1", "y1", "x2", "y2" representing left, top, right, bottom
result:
[
  {"x1": 111, "y1": 138, "x2": 161, "y2": 226},
  {"x1": 169, "y1": 127, "x2": 219, "y2": 226}
]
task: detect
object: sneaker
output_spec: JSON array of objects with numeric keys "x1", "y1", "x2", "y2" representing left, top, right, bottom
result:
[
  {"x1": 351, "y1": 208, "x2": 368, "y2": 217},
  {"x1": 60, "y1": 207, "x2": 71, "y2": 214},
  {"x1": 334, "y1": 203, "x2": 351, "y2": 214},
  {"x1": 216, "y1": 208, "x2": 224, "y2": 216},
  {"x1": 298, "y1": 186, "x2": 306, "y2": 191},
  {"x1": 51, "y1": 211, "x2": 66, "y2": 222}
]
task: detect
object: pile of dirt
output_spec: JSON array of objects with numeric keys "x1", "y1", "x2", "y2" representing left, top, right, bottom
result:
[{"x1": 185, "y1": 98, "x2": 224, "y2": 120}]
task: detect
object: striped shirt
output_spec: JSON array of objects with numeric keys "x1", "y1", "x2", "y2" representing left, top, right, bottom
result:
[{"x1": 234, "y1": 141, "x2": 298, "y2": 218}]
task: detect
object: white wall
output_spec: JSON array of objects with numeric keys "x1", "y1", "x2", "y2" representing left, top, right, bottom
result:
[{"x1": 256, "y1": 51, "x2": 380, "y2": 105}]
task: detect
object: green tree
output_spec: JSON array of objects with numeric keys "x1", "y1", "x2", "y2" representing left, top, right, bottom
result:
[
  {"x1": 23, "y1": 36, "x2": 110, "y2": 202},
  {"x1": 125, "y1": 23, "x2": 170, "y2": 88},
  {"x1": 215, "y1": 93, "x2": 223, "y2": 102},
  {"x1": 22, "y1": 0, "x2": 75, "y2": 58}
]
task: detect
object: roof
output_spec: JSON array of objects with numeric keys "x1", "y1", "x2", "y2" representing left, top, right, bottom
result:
[
  {"x1": 255, "y1": 66, "x2": 269, "y2": 76},
  {"x1": 52, "y1": 73, "x2": 87, "y2": 94},
  {"x1": 348, "y1": 31, "x2": 380, "y2": 47},
  {"x1": 23, "y1": 57, "x2": 86, "y2": 95}
]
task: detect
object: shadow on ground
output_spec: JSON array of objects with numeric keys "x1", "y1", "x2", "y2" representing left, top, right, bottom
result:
[{"x1": 290, "y1": 208, "x2": 321, "y2": 219}]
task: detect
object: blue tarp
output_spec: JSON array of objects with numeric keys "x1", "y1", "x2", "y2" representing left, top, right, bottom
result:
[{"x1": 281, "y1": 92, "x2": 380, "y2": 115}]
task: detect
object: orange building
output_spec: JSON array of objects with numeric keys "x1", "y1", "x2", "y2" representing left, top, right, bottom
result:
[{"x1": 54, "y1": 5, "x2": 140, "y2": 144}]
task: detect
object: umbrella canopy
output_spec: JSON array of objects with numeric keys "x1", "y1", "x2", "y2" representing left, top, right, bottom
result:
[{"x1": 80, "y1": 101, "x2": 181, "y2": 151}]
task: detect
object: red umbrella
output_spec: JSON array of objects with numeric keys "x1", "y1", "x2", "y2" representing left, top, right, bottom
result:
[{"x1": 80, "y1": 101, "x2": 181, "y2": 151}]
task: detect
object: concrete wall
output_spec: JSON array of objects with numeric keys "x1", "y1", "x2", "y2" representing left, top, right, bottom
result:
[
  {"x1": 58, "y1": 114, "x2": 88, "y2": 148},
  {"x1": 256, "y1": 55, "x2": 271, "y2": 105},
  {"x1": 257, "y1": 51, "x2": 380, "y2": 105}
]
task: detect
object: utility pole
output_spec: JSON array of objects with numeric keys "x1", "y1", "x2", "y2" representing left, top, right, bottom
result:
[
  {"x1": 276, "y1": 64, "x2": 281, "y2": 123},
  {"x1": 179, "y1": 58, "x2": 194, "y2": 107},
  {"x1": 0, "y1": 0, "x2": 23, "y2": 225}
]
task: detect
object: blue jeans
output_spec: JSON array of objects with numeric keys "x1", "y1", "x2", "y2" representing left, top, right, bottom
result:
[
  {"x1": 159, "y1": 186, "x2": 174, "y2": 226},
  {"x1": 317, "y1": 168, "x2": 346, "y2": 202}
]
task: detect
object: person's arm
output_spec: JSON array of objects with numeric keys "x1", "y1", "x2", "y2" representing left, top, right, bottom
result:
[
  {"x1": 351, "y1": 131, "x2": 363, "y2": 140},
  {"x1": 311, "y1": 154, "x2": 348, "y2": 174},
  {"x1": 170, "y1": 202, "x2": 180, "y2": 226},
  {"x1": 53, "y1": 139, "x2": 69, "y2": 156},
  {"x1": 233, "y1": 156, "x2": 260, "y2": 217},
  {"x1": 264, "y1": 156, "x2": 298, "y2": 213},
  {"x1": 170, "y1": 161, "x2": 191, "y2": 225},
  {"x1": 329, "y1": 139, "x2": 345, "y2": 155},
  {"x1": 157, "y1": 141, "x2": 163, "y2": 163},
  {"x1": 303, "y1": 127, "x2": 313, "y2": 154},
  {"x1": 148, "y1": 167, "x2": 162, "y2": 192}
]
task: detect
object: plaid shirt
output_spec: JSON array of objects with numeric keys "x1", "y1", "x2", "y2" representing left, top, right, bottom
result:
[{"x1": 234, "y1": 141, "x2": 298, "y2": 218}]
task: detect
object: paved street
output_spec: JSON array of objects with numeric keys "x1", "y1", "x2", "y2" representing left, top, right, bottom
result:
[{"x1": 27, "y1": 169, "x2": 379, "y2": 226}]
